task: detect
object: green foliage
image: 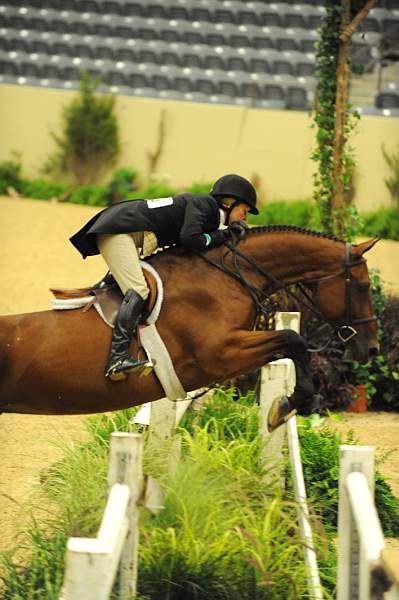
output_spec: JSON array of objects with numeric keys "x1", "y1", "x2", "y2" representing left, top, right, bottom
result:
[
  {"x1": 361, "y1": 206, "x2": 399, "y2": 240},
  {"x1": 19, "y1": 179, "x2": 68, "y2": 200},
  {"x1": 68, "y1": 184, "x2": 110, "y2": 206},
  {"x1": 248, "y1": 200, "x2": 314, "y2": 227},
  {"x1": 43, "y1": 72, "x2": 120, "y2": 185},
  {"x1": 185, "y1": 181, "x2": 213, "y2": 194},
  {"x1": 297, "y1": 417, "x2": 399, "y2": 536},
  {"x1": 129, "y1": 182, "x2": 177, "y2": 200},
  {"x1": 311, "y1": 1, "x2": 361, "y2": 239},
  {"x1": 350, "y1": 269, "x2": 399, "y2": 409},
  {"x1": 382, "y1": 143, "x2": 399, "y2": 205},
  {"x1": 0, "y1": 529, "x2": 67, "y2": 600},
  {"x1": 308, "y1": 268, "x2": 399, "y2": 411},
  {"x1": 1, "y1": 392, "x2": 398, "y2": 599},
  {"x1": 367, "y1": 286, "x2": 399, "y2": 411},
  {"x1": 0, "y1": 156, "x2": 23, "y2": 194},
  {"x1": 107, "y1": 167, "x2": 138, "y2": 204},
  {"x1": 0, "y1": 393, "x2": 330, "y2": 600}
]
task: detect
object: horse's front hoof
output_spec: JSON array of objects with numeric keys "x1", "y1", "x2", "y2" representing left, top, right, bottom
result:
[{"x1": 267, "y1": 396, "x2": 297, "y2": 432}]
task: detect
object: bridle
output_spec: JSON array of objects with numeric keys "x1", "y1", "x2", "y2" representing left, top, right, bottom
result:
[
  {"x1": 302, "y1": 242, "x2": 377, "y2": 344},
  {"x1": 196, "y1": 236, "x2": 377, "y2": 347}
]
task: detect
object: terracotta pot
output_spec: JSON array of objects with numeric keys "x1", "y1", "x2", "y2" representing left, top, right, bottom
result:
[{"x1": 347, "y1": 384, "x2": 368, "y2": 413}]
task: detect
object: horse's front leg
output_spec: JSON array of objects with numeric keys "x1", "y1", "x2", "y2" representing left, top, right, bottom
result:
[{"x1": 217, "y1": 329, "x2": 315, "y2": 431}]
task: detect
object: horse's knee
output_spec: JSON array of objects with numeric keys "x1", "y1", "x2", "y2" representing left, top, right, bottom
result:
[{"x1": 278, "y1": 330, "x2": 308, "y2": 359}]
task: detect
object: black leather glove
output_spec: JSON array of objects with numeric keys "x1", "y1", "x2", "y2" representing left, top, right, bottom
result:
[
  {"x1": 228, "y1": 220, "x2": 249, "y2": 240},
  {"x1": 209, "y1": 229, "x2": 230, "y2": 246}
]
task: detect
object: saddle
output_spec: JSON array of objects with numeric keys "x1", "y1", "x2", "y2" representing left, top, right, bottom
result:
[{"x1": 50, "y1": 270, "x2": 158, "y2": 326}]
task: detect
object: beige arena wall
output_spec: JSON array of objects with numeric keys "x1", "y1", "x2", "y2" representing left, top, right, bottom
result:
[{"x1": 1, "y1": 83, "x2": 398, "y2": 212}]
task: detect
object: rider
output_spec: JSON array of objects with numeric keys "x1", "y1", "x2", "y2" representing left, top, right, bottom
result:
[{"x1": 70, "y1": 173, "x2": 258, "y2": 381}]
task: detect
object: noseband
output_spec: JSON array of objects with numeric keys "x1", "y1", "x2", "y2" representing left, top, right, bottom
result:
[{"x1": 197, "y1": 238, "x2": 376, "y2": 346}]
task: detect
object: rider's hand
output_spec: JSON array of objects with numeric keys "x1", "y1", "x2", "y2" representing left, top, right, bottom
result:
[{"x1": 228, "y1": 220, "x2": 249, "y2": 240}]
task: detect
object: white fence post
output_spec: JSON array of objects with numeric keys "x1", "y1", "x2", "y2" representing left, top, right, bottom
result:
[
  {"x1": 260, "y1": 312, "x2": 322, "y2": 599},
  {"x1": 134, "y1": 392, "x2": 198, "y2": 475},
  {"x1": 335, "y1": 444, "x2": 399, "y2": 600},
  {"x1": 286, "y1": 416, "x2": 323, "y2": 600},
  {"x1": 259, "y1": 312, "x2": 300, "y2": 491},
  {"x1": 337, "y1": 445, "x2": 376, "y2": 600},
  {"x1": 61, "y1": 432, "x2": 143, "y2": 600},
  {"x1": 108, "y1": 432, "x2": 143, "y2": 599}
]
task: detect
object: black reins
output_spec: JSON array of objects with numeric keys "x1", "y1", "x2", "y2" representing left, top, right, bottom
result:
[{"x1": 195, "y1": 234, "x2": 377, "y2": 347}]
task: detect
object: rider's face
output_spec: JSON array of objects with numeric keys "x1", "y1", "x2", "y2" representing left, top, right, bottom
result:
[{"x1": 229, "y1": 202, "x2": 250, "y2": 224}]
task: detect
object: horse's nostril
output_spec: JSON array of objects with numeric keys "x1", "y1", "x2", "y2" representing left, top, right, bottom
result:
[{"x1": 369, "y1": 346, "x2": 379, "y2": 358}]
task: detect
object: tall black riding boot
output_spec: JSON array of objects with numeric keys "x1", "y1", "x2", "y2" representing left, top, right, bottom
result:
[{"x1": 105, "y1": 288, "x2": 149, "y2": 381}]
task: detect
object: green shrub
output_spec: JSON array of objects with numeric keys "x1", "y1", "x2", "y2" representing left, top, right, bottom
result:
[
  {"x1": 185, "y1": 181, "x2": 213, "y2": 194},
  {"x1": 0, "y1": 395, "x2": 328, "y2": 600},
  {"x1": 361, "y1": 206, "x2": 399, "y2": 240},
  {"x1": 130, "y1": 182, "x2": 177, "y2": 200},
  {"x1": 68, "y1": 184, "x2": 109, "y2": 206},
  {"x1": 107, "y1": 167, "x2": 138, "y2": 204},
  {"x1": 368, "y1": 293, "x2": 399, "y2": 411},
  {"x1": 297, "y1": 416, "x2": 399, "y2": 536},
  {"x1": 248, "y1": 200, "x2": 314, "y2": 227},
  {"x1": 0, "y1": 157, "x2": 23, "y2": 194},
  {"x1": 19, "y1": 179, "x2": 68, "y2": 200},
  {"x1": 43, "y1": 72, "x2": 120, "y2": 185},
  {"x1": 382, "y1": 143, "x2": 399, "y2": 205}
]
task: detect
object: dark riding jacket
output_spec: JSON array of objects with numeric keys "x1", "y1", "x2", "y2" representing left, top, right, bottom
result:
[{"x1": 70, "y1": 193, "x2": 226, "y2": 259}]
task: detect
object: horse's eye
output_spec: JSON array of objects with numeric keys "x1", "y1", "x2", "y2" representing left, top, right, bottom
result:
[{"x1": 357, "y1": 281, "x2": 370, "y2": 291}]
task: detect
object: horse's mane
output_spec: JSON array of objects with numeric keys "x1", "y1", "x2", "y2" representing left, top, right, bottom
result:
[
  {"x1": 147, "y1": 224, "x2": 344, "y2": 265},
  {"x1": 247, "y1": 224, "x2": 344, "y2": 243}
]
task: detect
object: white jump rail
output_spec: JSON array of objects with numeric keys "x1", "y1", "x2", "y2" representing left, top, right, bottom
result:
[
  {"x1": 337, "y1": 445, "x2": 399, "y2": 600},
  {"x1": 134, "y1": 388, "x2": 208, "y2": 476},
  {"x1": 60, "y1": 432, "x2": 143, "y2": 600},
  {"x1": 260, "y1": 311, "x2": 323, "y2": 600}
]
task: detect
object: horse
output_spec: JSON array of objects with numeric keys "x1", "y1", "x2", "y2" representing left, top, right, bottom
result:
[{"x1": 0, "y1": 226, "x2": 378, "y2": 430}]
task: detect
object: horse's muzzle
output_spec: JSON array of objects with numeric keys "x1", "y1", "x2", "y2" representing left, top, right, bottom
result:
[{"x1": 345, "y1": 336, "x2": 379, "y2": 364}]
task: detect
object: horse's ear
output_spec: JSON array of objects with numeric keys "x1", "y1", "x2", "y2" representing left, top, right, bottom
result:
[{"x1": 353, "y1": 238, "x2": 380, "y2": 256}]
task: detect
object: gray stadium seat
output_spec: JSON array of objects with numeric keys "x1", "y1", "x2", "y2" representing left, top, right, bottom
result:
[
  {"x1": 263, "y1": 82, "x2": 286, "y2": 101},
  {"x1": 195, "y1": 77, "x2": 217, "y2": 96},
  {"x1": 72, "y1": 43, "x2": 94, "y2": 59},
  {"x1": 376, "y1": 91, "x2": 399, "y2": 109},
  {"x1": 103, "y1": 1, "x2": 124, "y2": 16},
  {"x1": 123, "y1": 2, "x2": 144, "y2": 17},
  {"x1": 174, "y1": 75, "x2": 194, "y2": 93},
  {"x1": 214, "y1": 7, "x2": 236, "y2": 24},
  {"x1": 203, "y1": 53, "x2": 224, "y2": 70},
  {"x1": 272, "y1": 57, "x2": 295, "y2": 76},
  {"x1": 0, "y1": 60, "x2": 19, "y2": 77},
  {"x1": 95, "y1": 45, "x2": 115, "y2": 61},
  {"x1": 249, "y1": 56, "x2": 272, "y2": 74},
  {"x1": 114, "y1": 47, "x2": 135, "y2": 61},
  {"x1": 286, "y1": 86, "x2": 310, "y2": 110},
  {"x1": 169, "y1": 4, "x2": 190, "y2": 21}
]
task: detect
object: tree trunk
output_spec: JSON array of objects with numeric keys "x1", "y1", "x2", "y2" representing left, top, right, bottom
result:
[
  {"x1": 331, "y1": 0, "x2": 378, "y2": 237},
  {"x1": 331, "y1": 0, "x2": 351, "y2": 237}
]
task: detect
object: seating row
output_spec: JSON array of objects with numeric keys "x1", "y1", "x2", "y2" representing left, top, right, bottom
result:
[
  {"x1": 0, "y1": 29, "x2": 317, "y2": 78},
  {"x1": 0, "y1": 49, "x2": 314, "y2": 108},
  {"x1": 0, "y1": 6, "x2": 323, "y2": 53},
  {"x1": 3, "y1": 0, "x2": 398, "y2": 33}
]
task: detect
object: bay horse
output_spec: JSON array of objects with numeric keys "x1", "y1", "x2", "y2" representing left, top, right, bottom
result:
[{"x1": 0, "y1": 226, "x2": 378, "y2": 429}]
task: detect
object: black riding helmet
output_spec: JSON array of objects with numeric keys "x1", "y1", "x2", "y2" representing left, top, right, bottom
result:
[{"x1": 211, "y1": 174, "x2": 259, "y2": 215}]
